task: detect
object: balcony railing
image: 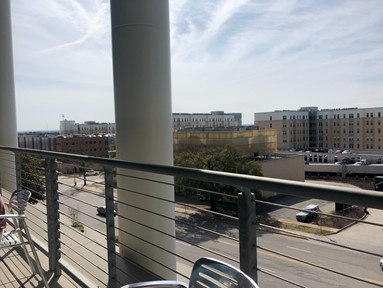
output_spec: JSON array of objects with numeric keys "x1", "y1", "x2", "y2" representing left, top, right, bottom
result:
[{"x1": 1, "y1": 146, "x2": 383, "y2": 288}]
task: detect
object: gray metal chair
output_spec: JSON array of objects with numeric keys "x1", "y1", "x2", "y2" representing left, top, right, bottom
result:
[
  {"x1": 121, "y1": 257, "x2": 260, "y2": 288},
  {"x1": 0, "y1": 190, "x2": 49, "y2": 288}
]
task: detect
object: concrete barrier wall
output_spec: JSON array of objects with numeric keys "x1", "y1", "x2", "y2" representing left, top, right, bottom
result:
[{"x1": 259, "y1": 155, "x2": 305, "y2": 198}]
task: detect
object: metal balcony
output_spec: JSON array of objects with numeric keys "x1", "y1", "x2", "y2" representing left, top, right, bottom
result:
[{"x1": 1, "y1": 146, "x2": 383, "y2": 288}]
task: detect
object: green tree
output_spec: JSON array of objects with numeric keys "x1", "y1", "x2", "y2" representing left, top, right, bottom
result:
[
  {"x1": 21, "y1": 154, "x2": 45, "y2": 204},
  {"x1": 174, "y1": 146, "x2": 262, "y2": 211}
]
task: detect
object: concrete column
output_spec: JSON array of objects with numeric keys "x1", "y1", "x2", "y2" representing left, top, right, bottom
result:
[
  {"x1": 0, "y1": 0, "x2": 17, "y2": 192},
  {"x1": 110, "y1": 0, "x2": 175, "y2": 280}
]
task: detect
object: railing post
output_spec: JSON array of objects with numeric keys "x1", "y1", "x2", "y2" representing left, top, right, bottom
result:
[
  {"x1": 45, "y1": 158, "x2": 61, "y2": 276},
  {"x1": 15, "y1": 152, "x2": 22, "y2": 190},
  {"x1": 105, "y1": 167, "x2": 117, "y2": 287},
  {"x1": 238, "y1": 188, "x2": 257, "y2": 282}
]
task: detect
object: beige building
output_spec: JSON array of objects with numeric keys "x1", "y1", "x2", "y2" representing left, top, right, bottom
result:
[
  {"x1": 255, "y1": 107, "x2": 383, "y2": 152},
  {"x1": 254, "y1": 109, "x2": 310, "y2": 150},
  {"x1": 316, "y1": 107, "x2": 383, "y2": 151},
  {"x1": 173, "y1": 129, "x2": 277, "y2": 156}
]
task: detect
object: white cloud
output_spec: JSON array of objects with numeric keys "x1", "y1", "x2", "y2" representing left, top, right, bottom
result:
[{"x1": 9, "y1": 0, "x2": 383, "y2": 130}]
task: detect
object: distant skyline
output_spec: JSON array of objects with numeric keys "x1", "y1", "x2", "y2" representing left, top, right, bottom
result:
[{"x1": 10, "y1": 0, "x2": 383, "y2": 131}]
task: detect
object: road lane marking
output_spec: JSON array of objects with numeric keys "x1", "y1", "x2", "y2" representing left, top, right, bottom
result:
[
  {"x1": 286, "y1": 246, "x2": 312, "y2": 253},
  {"x1": 176, "y1": 240, "x2": 192, "y2": 247},
  {"x1": 261, "y1": 268, "x2": 276, "y2": 274},
  {"x1": 215, "y1": 239, "x2": 238, "y2": 247}
]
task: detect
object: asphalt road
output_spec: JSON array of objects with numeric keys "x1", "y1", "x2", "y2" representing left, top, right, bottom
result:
[
  {"x1": 175, "y1": 220, "x2": 383, "y2": 288},
  {"x1": 50, "y1": 176, "x2": 383, "y2": 287}
]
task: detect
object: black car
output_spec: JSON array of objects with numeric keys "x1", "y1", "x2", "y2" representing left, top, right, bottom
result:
[{"x1": 97, "y1": 202, "x2": 117, "y2": 216}]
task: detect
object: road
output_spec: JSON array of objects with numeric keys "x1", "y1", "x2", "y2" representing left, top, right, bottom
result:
[
  {"x1": 32, "y1": 175, "x2": 383, "y2": 287},
  {"x1": 176, "y1": 220, "x2": 383, "y2": 288}
]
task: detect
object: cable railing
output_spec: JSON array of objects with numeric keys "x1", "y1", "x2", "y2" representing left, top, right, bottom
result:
[{"x1": 1, "y1": 146, "x2": 383, "y2": 288}]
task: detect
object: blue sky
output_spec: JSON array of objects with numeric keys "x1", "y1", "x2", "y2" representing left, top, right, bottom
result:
[{"x1": 10, "y1": 0, "x2": 383, "y2": 131}]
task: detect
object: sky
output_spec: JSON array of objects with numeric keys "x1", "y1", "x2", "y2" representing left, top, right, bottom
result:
[{"x1": 9, "y1": 0, "x2": 383, "y2": 131}]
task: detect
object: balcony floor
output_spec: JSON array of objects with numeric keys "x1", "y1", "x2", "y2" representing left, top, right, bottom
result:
[{"x1": 0, "y1": 246, "x2": 80, "y2": 288}]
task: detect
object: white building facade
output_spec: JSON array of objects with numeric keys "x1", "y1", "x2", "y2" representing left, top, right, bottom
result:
[
  {"x1": 173, "y1": 111, "x2": 242, "y2": 131},
  {"x1": 60, "y1": 120, "x2": 116, "y2": 135}
]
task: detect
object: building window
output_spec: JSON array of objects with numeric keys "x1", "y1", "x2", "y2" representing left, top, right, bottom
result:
[
  {"x1": 357, "y1": 113, "x2": 360, "y2": 118},
  {"x1": 379, "y1": 112, "x2": 381, "y2": 117},
  {"x1": 283, "y1": 115, "x2": 287, "y2": 120},
  {"x1": 270, "y1": 116, "x2": 272, "y2": 120},
  {"x1": 269, "y1": 123, "x2": 272, "y2": 128},
  {"x1": 343, "y1": 114, "x2": 346, "y2": 118}
]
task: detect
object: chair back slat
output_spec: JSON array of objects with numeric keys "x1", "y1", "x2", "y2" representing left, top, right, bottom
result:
[
  {"x1": 197, "y1": 266, "x2": 237, "y2": 287},
  {"x1": 189, "y1": 258, "x2": 259, "y2": 288}
]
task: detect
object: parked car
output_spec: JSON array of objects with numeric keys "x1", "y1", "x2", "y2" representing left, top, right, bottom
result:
[
  {"x1": 380, "y1": 258, "x2": 383, "y2": 270},
  {"x1": 296, "y1": 204, "x2": 320, "y2": 223},
  {"x1": 97, "y1": 202, "x2": 117, "y2": 216},
  {"x1": 85, "y1": 170, "x2": 99, "y2": 176},
  {"x1": 336, "y1": 158, "x2": 355, "y2": 165}
]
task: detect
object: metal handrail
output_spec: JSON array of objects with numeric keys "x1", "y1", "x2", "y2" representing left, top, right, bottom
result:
[
  {"x1": 1, "y1": 146, "x2": 383, "y2": 288},
  {"x1": 1, "y1": 146, "x2": 383, "y2": 209}
]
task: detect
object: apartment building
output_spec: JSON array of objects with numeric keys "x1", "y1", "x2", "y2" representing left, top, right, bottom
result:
[
  {"x1": 316, "y1": 107, "x2": 383, "y2": 151},
  {"x1": 173, "y1": 111, "x2": 242, "y2": 131},
  {"x1": 254, "y1": 109, "x2": 310, "y2": 150},
  {"x1": 255, "y1": 107, "x2": 383, "y2": 151},
  {"x1": 61, "y1": 112, "x2": 241, "y2": 135}
]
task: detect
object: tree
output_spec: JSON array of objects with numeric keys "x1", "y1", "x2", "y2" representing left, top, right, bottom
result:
[
  {"x1": 174, "y1": 146, "x2": 262, "y2": 211},
  {"x1": 21, "y1": 154, "x2": 46, "y2": 204}
]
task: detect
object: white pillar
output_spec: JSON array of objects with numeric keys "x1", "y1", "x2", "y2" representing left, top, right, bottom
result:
[
  {"x1": 0, "y1": 0, "x2": 17, "y2": 192},
  {"x1": 110, "y1": 0, "x2": 175, "y2": 280}
]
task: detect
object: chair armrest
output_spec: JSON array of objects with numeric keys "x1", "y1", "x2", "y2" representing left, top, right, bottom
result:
[
  {"x1": 121, "y1": 280, "x2": 188, "y2": 288},
  {"x1": 0, "y1": 214, "x2": 25, "y2": 219}
]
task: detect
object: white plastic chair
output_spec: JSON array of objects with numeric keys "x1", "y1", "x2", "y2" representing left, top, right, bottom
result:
[
  {"x1": 0, "y1": 189, "x2": 49, "y2": 288},
  {"x1": 121, "y1": 257, "x2": 260, "y2": 288}
]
